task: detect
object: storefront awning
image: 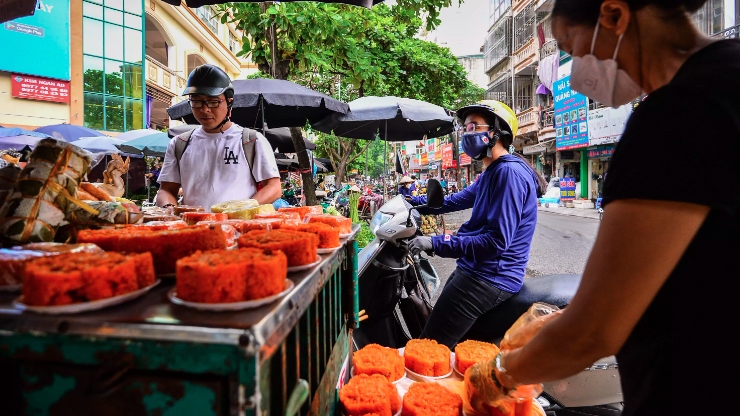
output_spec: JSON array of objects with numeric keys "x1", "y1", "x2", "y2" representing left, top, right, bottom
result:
[{"x1": 523, "y1": 139, "x2": 555, "y2": 155}]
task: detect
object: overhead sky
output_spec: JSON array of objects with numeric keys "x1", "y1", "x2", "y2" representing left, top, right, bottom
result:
[{"x1": 423, "y1": 0, "x2": 489, "y2": 56}]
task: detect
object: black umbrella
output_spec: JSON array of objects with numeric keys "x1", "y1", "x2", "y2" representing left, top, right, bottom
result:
[
  {"x1": 315, "y1": 157, "x2": 335, "y2": 173},
  {"x1": 166, "y1": 78, "x2": 349, "y2": 130},
  {"x1": 160, "y1": 0, "x2": 383, "y2": 8},
  {"x1": 167, "y1": 124, "x2": 316, "y2": 153},
  {"x1": 311, "y1": 96, "x2": 454, "y2": 142}
]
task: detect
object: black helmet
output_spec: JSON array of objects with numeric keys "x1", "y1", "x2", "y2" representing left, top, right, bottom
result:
[{"x1": 182, "y1": 64, "x2": 234, "y2": 98}]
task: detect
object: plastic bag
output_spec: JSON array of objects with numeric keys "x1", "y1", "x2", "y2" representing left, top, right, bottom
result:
[
  {"x1": 272, "y1": 198, "x2": 290, "y2": 209},
  {"x1": 500, "y1": 302, "x2": 562, "y2": 350}
]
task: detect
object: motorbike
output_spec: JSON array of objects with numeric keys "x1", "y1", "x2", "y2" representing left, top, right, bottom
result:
[{"x1": 354, "y1": 179, "x2": 623, "y2": 416}]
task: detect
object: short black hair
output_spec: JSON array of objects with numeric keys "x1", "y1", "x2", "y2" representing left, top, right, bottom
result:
[{"x1": 552, "y1": 0, "x2": 707, "y2": 25}]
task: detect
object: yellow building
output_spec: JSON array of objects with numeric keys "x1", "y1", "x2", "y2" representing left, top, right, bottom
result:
[{"x1": 0, "y1": 0, "x2": 257, "y2": 135}]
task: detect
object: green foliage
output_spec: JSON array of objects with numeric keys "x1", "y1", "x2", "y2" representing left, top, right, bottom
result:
[{"x1": 356, "y1": 221, "x2": 375, "y2": 248}]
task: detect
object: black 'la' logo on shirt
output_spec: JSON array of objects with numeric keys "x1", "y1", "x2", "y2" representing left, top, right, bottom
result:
[{"x1": 224, "y1": 147, "x2": 239, "y2": 164}]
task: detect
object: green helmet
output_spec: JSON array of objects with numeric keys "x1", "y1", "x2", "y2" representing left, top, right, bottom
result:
[{"x1": 182, "y1": 64, "x2": 234, "y2": 98}]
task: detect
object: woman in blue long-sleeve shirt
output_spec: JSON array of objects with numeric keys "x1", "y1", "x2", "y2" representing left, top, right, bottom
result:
[
  {"x1": 398, "y1": 175, "x2": 414, "y2": 198},
  {"x1": 407, "y1": 100, "x2": 546, "y2": 349}
]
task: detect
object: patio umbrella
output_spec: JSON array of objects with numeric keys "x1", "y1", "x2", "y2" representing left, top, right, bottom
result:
[
  {"x1": 33, "y1": 124, "x2": 105, "y2": 143},
  {"x1": 315, "y1": 157, "x2": 335, "y2": 173},
  {"x1": 0, "y1": 128, "x2": 55, "y2": 151},
  {"x1": 159, "y1": 0, "x2": 383, "y2": 9},
  {"x1": 73, "y1": 136, "x2": 126, "y2": 154},
  {"x1": 311, "y1": 96, "x2": 454, "y2": 141},
  {"x1": 166, "y1": 78, "x2": 349, "y2": 130},
  {"x1": 115, "y1": 129, "x2": 161, "y2": 142},
  {"x1": 167, "y1": 124, "x2": 317, "y2": 153},
  {"x1": 115, "y1": 132, "x2": 171, "y2": 158}
]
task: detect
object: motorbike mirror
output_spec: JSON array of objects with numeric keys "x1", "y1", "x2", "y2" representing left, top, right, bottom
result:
[{"x1": 426, "y1": 179, "x2": 444, "y2": 208}]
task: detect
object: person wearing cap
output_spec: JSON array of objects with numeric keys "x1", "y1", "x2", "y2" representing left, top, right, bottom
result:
[
  {"x1": 406, "y1": 100, "x2": 547, "y2": 349},
  {"x1": 156, "y1": 64, "x2": 281, "y2": 210},
  {"x1": 398, "y1": 176, "x2": 414, "y2": 198}
]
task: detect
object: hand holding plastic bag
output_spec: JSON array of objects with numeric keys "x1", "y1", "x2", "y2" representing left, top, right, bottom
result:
[{"x1": 500, "y1": 302, "x2": 562, "y2": 350}]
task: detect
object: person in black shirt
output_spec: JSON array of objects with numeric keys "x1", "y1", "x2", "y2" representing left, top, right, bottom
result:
[{"x1": 465, "y1": 1, "x2": 740, "y2": 415}]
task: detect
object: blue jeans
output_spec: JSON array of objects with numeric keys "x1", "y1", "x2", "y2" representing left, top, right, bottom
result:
[{"x1": 420, "y1": 267, "x2": 514, "y2": 349}]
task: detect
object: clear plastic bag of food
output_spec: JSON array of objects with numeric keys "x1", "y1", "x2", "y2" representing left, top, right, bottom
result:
[{"x1": 500, "y1": 302, "x2": 562, "y2": 350}]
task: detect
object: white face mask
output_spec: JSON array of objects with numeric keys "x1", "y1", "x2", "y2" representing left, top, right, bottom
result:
[
  {"x1": 570, "y1": 22, "x2": 643, "y2": 108},
  {"x1": 404, "y1": 183, "x2": 411, "y2": 188}
]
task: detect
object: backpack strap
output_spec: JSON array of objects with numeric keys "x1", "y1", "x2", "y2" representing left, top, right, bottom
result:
[{"x1": 174, "y1": 129, "x2": 194, "y2": 168}]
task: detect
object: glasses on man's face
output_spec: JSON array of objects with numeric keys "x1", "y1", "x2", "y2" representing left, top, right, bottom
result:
[
  {"x1": 189, "y1": 99, "x2": 224, "y2": 109},
  {"x1": 459, "y1": 122, "x2": 491, "y2": 134}
]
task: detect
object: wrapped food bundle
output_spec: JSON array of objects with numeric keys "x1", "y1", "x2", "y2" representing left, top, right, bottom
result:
[
  {"x1": 141, "y1": 205, "x2": 180, "y2": 223},
  {"x1": 254, "y1": 211, "x2": 302, "y2": 225},
  {"x1": 132, "y1": 220, "x2": 188, "y2": 231},
  {"x1": 402, "y1": 382, "x2": 463, "y2": 416},
  {"x1": 173, "y1": 205, "x2": 205, "y2": 216},
  {"x1": 281, "y1": 222, "x2": 340, "y2": 249},
  {"x1": 76, "y1": 224, "x2": 231, "y2": 274},
  {"x1": 199, "y1": 218, "x2": 284, "y2": 234},
  {"x1": 339, "y1": 373, "x2": 400, "y2": 416},
  {"x1": 0, "y1": 138, "x2": 92, "y2": 243},
  {"x1": 181, "y1": 212, "x2": 228, "y2": 226},
  {"x1": 66, "y1": 201, "x2": 143, "y2": 227},
  {"x1": 0, "y1": 242, "x2": 103, "y2": 288},
  {"x1": 305, "y1": 213, "x2": 352, "y2": 234},
  {"x1": 210, "y1": 198, "x2": 258, "y2": 213},
  {"x1": 278, "y1": 206, "x2": 310, "y2": 219},
  {"x1": 175, "y1": 247, "x2": 288, "y2": 303},
  {"x1": 454, "y1": 340, "x2": 500, "y2": 375},
  {"x1": 237, "y1": 229, "x2": 318, "y2": 267},
  {"x1": 0, "y1": 164, "x2": 21, "y2": 207},
  {"x1": 22, "y1": 251, "x2": 155, "y2": 306},
  {"x1": 404, "y1": 338, "x2": 451, "y2": 377},
  {"x1": 353, "y1": 343, "x2": 405, "y2": 382},
  {"x1": 223, "y1": 203, "x2": 275, "y2": 220}
]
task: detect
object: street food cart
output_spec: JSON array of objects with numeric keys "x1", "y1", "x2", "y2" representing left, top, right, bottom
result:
[{"x1": 0, "y1": 226, "x2": 360, "y2": 416}]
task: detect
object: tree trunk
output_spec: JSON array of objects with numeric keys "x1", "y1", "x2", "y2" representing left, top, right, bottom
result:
[{"x1": 289, "y1": 127, "x2": 318, "y2": 206}]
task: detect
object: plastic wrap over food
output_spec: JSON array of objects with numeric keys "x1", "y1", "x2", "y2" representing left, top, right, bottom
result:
[
  {"x1": 304, "y1": 213, "x2": 352, "y2": 234},
  {"x1": 181, "y1": 212, "x2": 228, "y2": 226},
  {"x1": 224, "y1": 203, "x2": 275, "y2": 220},
  {"x1": 133, "y1": 220, "x2": 188, "y2": 231},
  {"x1": 500, "y1": 302, "x2": 562, "y2": 350},
  {"x1": 66, "y1": 201, "x2": 144, "y2": 227},
  {"x1": 464, "y1": 360, "x2": 544, "y2": 416},
  {"x1": 210, "y1": 199, "x2": 258, "y2": 213},
  {"x1": 254, "y1": 211, "x2": 302, "y2": 225},
  {"x1": 0, "y1": 138, "x2": 92, "y2": 243},
  {"x1": 173, "y1": 205, "x2": 205, "y2": 216},
  {"x1": 0, "y1": 243, "x2": 103, "y2": 287},
  {"x1": 141, "y1": 205, "x2": 179, "y2": 223}
]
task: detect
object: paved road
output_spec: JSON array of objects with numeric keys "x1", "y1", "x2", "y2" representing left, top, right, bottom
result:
[{"x1": 427, "y1": 208, "x2": 600, "y2": 304}]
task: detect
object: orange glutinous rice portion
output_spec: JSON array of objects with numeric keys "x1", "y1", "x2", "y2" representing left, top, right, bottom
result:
[
  {"x1": 454, "y1": 339, "x2": 500, "y2": 375},
  {"x1": 305, "y1": 214, "x2": 352, "y2": 234},
  {"x1": 22, "y1": 251, "x2": 155, "y2": 306},
  {"x1": 278, "y1": 206, "x2": 311, "y2": 219},
  {"x1": 176, "y1": 247, "x2": 287, "y2": 303},
  {"x1": 353, "y1": 344, "x2": 405, "y2": 382},
  {"x1": 237, "y1": 229, "x2": 318, "y2": 267},
  {"x1": 339, "y1": 373, "x2": 400, "y2": 416},
  {"x1": 281, "y1": 222, "x2": 340, "y2": 249},
  {"x1": 77, "y1": 224, "x2": 230, "y2": 274},
  {"x1": 401, "y1": 381, "x2": 462, "y2": 416},
  {"x1": 404, "y1": 339, "x2": 451, "y2": 377},
  {"x1": 254, "y1": 211, "x2": 302, "y2": 225},
  {"x1": 181, "y1": 212, "x2": 228, "y2": 226}
]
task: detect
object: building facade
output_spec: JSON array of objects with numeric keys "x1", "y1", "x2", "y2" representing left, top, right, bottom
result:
[{"x1": 0, "y1": 0, "x2": 256, "y2": 134}]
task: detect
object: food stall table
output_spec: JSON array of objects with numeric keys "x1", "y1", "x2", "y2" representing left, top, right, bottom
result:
[{"x1": 0, "y1": 225, "x2": 361, "y2": 416}]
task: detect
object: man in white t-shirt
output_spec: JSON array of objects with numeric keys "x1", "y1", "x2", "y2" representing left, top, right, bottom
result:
[{"x1": 156, "y1": 64, "x2": 281, "y2": 210}]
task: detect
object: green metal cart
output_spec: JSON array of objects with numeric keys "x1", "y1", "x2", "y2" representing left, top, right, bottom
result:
[{"x1": 0, "y1": 225, "x2": 360, "y2": 416}]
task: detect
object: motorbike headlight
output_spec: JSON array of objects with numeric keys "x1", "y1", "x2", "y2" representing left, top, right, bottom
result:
[{"x1": 371, "y1": 211, "x2": 393, "y2": 232}]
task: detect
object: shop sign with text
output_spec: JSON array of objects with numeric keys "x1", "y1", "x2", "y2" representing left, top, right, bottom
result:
[
  {"x1": 587, "y1": 145, "x2": 616, "y2": 159},
  {"x1": 420, "y1": 153, "x2": 428, "y2": 165},
  {"x1": 554, "y1": 75, "x2": 589, "y2": 150},
  {"x1": 442, "y1": 143, "x2": 454, "y2": 169},
  {"x1": 587, "y1": 105, "x2": 632, "y2": 146},
  {"x1": 559, "y1": 176, "x2": 577, "y2": 201},
  {"x1": 11, "y1": 74, "x2": 70, "y2": 103}
]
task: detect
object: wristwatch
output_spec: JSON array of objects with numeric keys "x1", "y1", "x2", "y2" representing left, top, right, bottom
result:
[{"x1": 162, "y1": 203, "x2": 176, "y2": 208}]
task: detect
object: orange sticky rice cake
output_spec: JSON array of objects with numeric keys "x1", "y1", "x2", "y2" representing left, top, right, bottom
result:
[
  {"x1": 454, "y1": 339, "x2": 500, "y2": 375},
  {"x1": 278, "y1": 206, "x2": 311, "y2": 219},
  {"x1": 353, "y1": 343, "x2": 405, "y2": 382},
  {"x1": 237, "y1": 229, "x2": 318, "y2": 267},
  {"x1": 401, "y1": 381, "x2": 462, "y2": 416},
  {"x1": 339, "y1": 373, "x2": 400, "y2": 416},
  {"x1": 305, "y1": 213, "x2": 352, "y2": 234},
  {"x1": 173, "y1": 205, "x2": 205, "y2": 216},
  {"x1": 22, "y1": 251, "x2": 155, "y2": 306},
  {"x1": 280, "y1": 222, "x2": 340, "y2": 249},
  {"x1": 404, "y1": 339, "x2": 451, "y2": 377},
  {"x1": 254, "y1": 211, "x2": 302, "y2": 226},
  {"x1": 77, "y1": 224, "x2": 230, "y2": 274},
  {"x1": 133, "y1": 220, "x2": 188, "y2": 231},
  {"x1": 181, "y1": 212, "x2": 229, "y2": 226},
  {"x1": 176, "y1": 247, "x2": 287, "y2": 303}
]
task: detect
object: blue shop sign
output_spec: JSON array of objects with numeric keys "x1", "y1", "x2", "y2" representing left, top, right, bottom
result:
[
  {"x1": 559, "y1": 175, "x2": 577, "y2": 201},
  {"x1": 554, "y1": 75, "x2": 589, "y2": 150},
  {"x1": 0, "y1": 1, "x2": 70, "y2": 81}
]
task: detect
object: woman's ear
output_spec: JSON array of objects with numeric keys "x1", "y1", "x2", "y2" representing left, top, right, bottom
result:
[{"x1": 600, "y1": 0, "x2": 631, "y2": 36}]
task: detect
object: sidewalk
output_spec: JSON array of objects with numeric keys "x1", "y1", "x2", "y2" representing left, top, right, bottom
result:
[{"x1": 538, "y1": 204, "x2": 601, "y2": 220}]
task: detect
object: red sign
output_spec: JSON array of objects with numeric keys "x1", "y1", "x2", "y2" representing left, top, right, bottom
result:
[
  {"x1": 442, "y1": 143, "x2": 454, "y2": 169},
  {"x1": 420, "y1": 153, "x2": 428, "y2": 165},
  {"x1": 460, "y1": 153, "x2": 472, "y2": 166},
  {"x1": 11, "y1": 74, "x2": 70, "y2": 103}
]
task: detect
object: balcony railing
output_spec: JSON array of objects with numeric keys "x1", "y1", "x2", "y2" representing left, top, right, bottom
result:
[
  {"x1": 514, "y1": 37, "x2": 538, "y2": 73},
  {"x1": 538, "y1": 106, "x2": 554, "y2": 131},
  {"x1": 516, "y1": 107, "x2": 538, "y2": 135},
  {"x1": 539, "y1": 39, "x2": 558, "y2": 60},
  {"x1": 712, "y1": 24, "x2": 740, "y2": 39},
  {"x1": 146, "y1": 56, "x2": 187, "y2": 98}
]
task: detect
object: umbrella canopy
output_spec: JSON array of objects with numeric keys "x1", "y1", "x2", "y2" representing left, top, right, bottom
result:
[
  {"x1": 168, "y1": 124, "x2": 317, "y2": 154},
  {"x1": 74, "y1": 136, "x2": 126, "y2": 154},
  {"x1": 0, "y1": 128, "x2": 54, "y2": 150},
  {"x1": 159, "y1": 0, "x2": 382, "y2": 9},
  {"x1": 166, "y1": 78, "x2": 349, "y2": 130},
  {"x1": 115, "y1": 129, "x2": 161, "y2": 142},
  {"x1": 312, "y1": 96, "x2": 454, "y2": 141},
  {"x1": 33, "y1": 124, "x2": 105, "y2": 143},
  {"x1": 315, "y1": 157, "x2": 335, "y2": 173},
  {"x1": 115, "y1": 132, "x2": 171, "y2": 158}
]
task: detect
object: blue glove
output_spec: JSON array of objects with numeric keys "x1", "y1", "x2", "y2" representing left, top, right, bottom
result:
[{"x1": 408, "y1": 236, "x2": 433, "y2": 256}]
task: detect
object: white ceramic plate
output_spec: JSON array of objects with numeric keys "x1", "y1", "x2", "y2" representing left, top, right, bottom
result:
[
  {"x1": 0, "y1": 284, "x2": 21, "y2": 292},
  {"x1": 339, "y1": 232, "x2": 352, "y2": 239},
  {"x1": 13, "y1": 280, "x2": 161, "y2": 315},
  {"x1": 350, "y1": 366, "x2": 405, "y2": 384},
  {"x1": 452, "y1": 354, "x2": 464, "y2": 378},
  {"x1": 317, "y1": 246, "x2": 341, "y2": 254},
  {"x1": 168, "y1": 279, "x2": 294, "y2": 311},
  {"x1": 287, "y1": 256, "x2": 322, "y2": 273},
  {"x1": 399, "y1": 347, "x2": 455, "y2": 381}
]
